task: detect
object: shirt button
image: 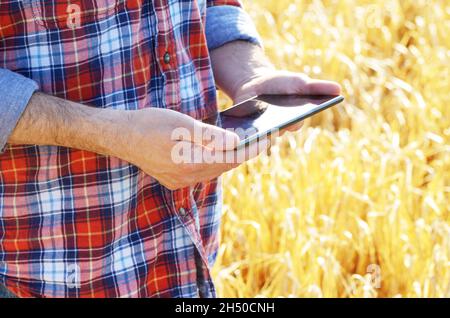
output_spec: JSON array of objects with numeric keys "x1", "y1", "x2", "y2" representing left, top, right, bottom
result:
[
  {"x1": 179, "y1": 207, "x2": 186, "y2": 216},
  {"x1": 163, "y1": 52, "x2": 171, "y2": 64}
]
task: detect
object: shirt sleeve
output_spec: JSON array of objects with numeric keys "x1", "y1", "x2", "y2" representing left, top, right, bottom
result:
[
  {"x1": 0, "y1": 68, "x2": 39, "y2": 153},
  {"x1": 205, "y1": 1, "x2": 262, "y2": 51}
]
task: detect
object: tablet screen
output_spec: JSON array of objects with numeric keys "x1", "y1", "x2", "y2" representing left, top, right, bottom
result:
[{"x1": 205, "y1": 94, "x2": 344, "y2": 148}]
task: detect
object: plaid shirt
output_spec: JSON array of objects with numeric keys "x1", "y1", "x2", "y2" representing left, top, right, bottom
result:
[{"x1": 0, "y1": 0, "x2": 259, "y2": 297}]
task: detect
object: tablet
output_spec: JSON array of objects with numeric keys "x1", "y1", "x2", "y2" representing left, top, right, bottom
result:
[{"x1": 205, "y1": 94, "x2": 344, "y2": 149}]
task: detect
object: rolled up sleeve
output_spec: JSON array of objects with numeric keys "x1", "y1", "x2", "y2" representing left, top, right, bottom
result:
[
  {"x1": 205, "y1": 1, "x2": 262, "y2": 51},
  {"x1": 0, "y1": 68, "x2": 39, "y2": 153}
]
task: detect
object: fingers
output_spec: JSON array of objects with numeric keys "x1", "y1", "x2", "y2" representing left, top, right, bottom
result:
[
  {"x1": 199, "y1": 123, "x2": 241, "y2": 151},
  {"x1": 248, "y1": 71, "x2": 341, "y2": 97},
  {"x1": 226, "y1": 137, "x2": 270, "y2": 164},
  {"x1": 191, "y1": 138, "x2": 270, "y2": 182},
  {"x1": 195, "y1": 137, "x2": 270, "y2": 168},
  {"x1": 173, "y1": 116, "x2": 240, "y2": 151},
  {"x1": 303, "y1": 78, "x2": 342, "y2": 96},
  {"x1": 169, "y1": 138, "x2": 270, "y2": 186}
]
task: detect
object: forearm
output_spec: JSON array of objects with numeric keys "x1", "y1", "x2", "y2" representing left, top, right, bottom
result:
[
  {"x1": 8, "y1": 92, "x2": 124, "y2": 157},
  {"x1": 5, "y1": 88, "x2": 254, "y2": 190},
  {"x1": 209, "y1": 41, "x2": 273, "y2": 100}
]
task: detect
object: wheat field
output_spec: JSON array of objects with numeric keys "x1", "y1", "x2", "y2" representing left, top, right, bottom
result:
[{"x1": 212, "y1": 0, "x2": 450, "y2": 298}]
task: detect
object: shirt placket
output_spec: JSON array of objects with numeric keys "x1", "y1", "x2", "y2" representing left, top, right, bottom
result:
[
  {"x1": 153, "y1": 1, "x2": 214, "y2": 297},
  {"x1": 162, "y1": 186, "x2": 215, "y2": 297},
  {"x1": 153, "y1": 0, "x2": 181, "y2": 111}
]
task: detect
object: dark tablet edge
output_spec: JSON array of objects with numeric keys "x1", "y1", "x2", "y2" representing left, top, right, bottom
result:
[{"x1": 235, "y1": 95, "x2": 345, "y2": 151}]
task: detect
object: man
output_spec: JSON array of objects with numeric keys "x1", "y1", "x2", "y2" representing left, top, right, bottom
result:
[{"x1": 0, "y1": 0, "x2": 340, "y2": 297}]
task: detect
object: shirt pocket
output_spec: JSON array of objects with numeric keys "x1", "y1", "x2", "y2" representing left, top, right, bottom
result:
[{"x1": 28, "y1": 0, "x2": 121, "y2": 30}]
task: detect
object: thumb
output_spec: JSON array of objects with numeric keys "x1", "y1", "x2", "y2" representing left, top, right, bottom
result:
[
  {"x1": 172, "y1": 115, "x2": 240, "y2": 151},
  {"x1": 303, "y1": 78, "x2": 342, "y2": 95},
  {"x1": 195, "y1": 123, "x2": 241, "y2": 151}
]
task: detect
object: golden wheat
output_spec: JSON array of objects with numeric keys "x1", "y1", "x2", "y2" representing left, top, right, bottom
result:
[{"x1": 212, "y1": 0, "x2": 450, "y2": 298}]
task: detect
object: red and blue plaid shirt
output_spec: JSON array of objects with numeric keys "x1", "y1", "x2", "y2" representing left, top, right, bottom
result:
[{"x1": 0, "y1": 0, "x2": 259, "y2": 297}]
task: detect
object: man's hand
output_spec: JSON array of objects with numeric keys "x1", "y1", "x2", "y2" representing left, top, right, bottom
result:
[
  {"x1": 8, "y1": 92, "x2": 268, "y2": 190},
  {"x1": 232, "y1": 70, "x2": 341, "y2": 133},
  {"x1": 210, "y1": 41, "x2": 342, "y2": 134},
  {"x1": 114, "y1": 108, "x2": 268, "y2": 190}
]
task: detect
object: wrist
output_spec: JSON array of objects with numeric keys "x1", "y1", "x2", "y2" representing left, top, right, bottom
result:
[
  {"x1": 210, "y1": 41, "x2": 274, "y2": 101},
  {"x1": 65, "y1": 105, "x2": 127, "y2": 158}
]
